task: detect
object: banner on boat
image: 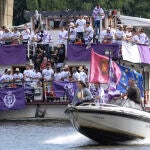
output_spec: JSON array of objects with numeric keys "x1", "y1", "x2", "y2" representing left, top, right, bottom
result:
[
  {"x1": 0, "y1": 45, "x2": 26, "y2": 65},
  {"x1": 89, "y1": 50, "x2": 121, "y2": 84},
  {"x1": 52, "y1": 81, "x2": 78, "y2": 101},
  {"x1": 0, "y1": 86, "x2": 25, "y2": 110}
]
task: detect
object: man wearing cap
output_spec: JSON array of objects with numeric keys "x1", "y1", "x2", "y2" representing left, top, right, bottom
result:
[
  {"x1": 13, "y1": 68, "x2": 23, "y2": 86},
  {"x1": 1, "y1": 69, "x2": 13, "y2": 87},
  {"x1": 68, "y1": 22, "x2": 77, "y2": 44}
]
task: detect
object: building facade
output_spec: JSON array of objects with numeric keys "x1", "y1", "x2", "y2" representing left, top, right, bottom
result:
[{"x1": 0, "y1": 0, "x2": 14, "y2": 27}]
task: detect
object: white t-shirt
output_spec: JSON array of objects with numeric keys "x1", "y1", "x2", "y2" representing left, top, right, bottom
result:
[
  {"x1": 79, "y1": 71, "x2": 87, "y2": 82},
  {"x1": 31, "y1": 72, "x2": 42, "y2": 82},
  {"x1": 21, "y1": 29, "x2": 30, "y2": 40},
  {"x1": 54, "y1": 72, "x2": 62, "y2": 81},
  {"x1": 72, "y1": 72, "x2": 80, "y2": 81},
  {"x1": 12, "y1": 31, "x2": 21, "y2": 39},
  {"x1": 42, "y1": 68, "x2": 54, "y2": 81},
  {"x1": 84, "y1": 26, "x2": 94, "y2": 38},
  {"x1": 13, "y1": 73, "x2": 23, "y2": 82},
  {"x1": 76, "y1": 19, "x2": 86, "y2": 32},
  {"x1": 23, "y1": 69, "x2": 32, "y2": 81},
  {"x1": 69, "y1": 28, "x2": 77, "y2": 40},
  {"x1": 92, "y1": 7, "x2": 105, "y2": 21},
  {"x1": 58, "y1": 30, "x2": 68, "y2": 44}
]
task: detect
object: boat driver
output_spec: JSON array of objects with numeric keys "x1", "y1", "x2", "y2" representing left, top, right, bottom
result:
[
  {"x1": 72, "y1": 81, "x2": 93, "y2": 106},
  {"x1": 122, "y1": 78, "x2": 144, "y2": 110}
]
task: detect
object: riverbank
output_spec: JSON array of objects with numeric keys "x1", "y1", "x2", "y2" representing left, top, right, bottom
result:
[{"x1": 0, "y1": 104, "x2": 68, "y2": 121}]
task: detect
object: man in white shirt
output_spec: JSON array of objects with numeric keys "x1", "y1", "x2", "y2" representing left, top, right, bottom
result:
[
  {"x1": 58, "y1": 27, "x2": 68, "y2": 44},
  {"x1": 78, "y1": 66, "x2": 88, "y2": 83},
  {"x1": 84, "y1": 22, "x2": 94, "y2": 45},
  {"x1": 115, "y1": 25, "x2": 125, "y2": 45},
  {"x1": 2, "y1": 27, "x2": 12, "y2": 45},
  {"x1": 102, "y1": 27, "x2": 114, "y2": 44},
  {"x1": 12, "y1": 27, "x2": 21, "y2": 44},
  {"x1": 21, "y1": 24, "x2": 30, "y2": 44},
  {"x1": 71, "y1": 67, "x2": 80, "y2": 81},
  {"x1": 42, "y1": 63, "x2": 54, "y2": 81},
  {"x1": 13, "y1": 68, "x2": 23, "y2": 86},
  {"x1": 68, "y1": 22, "x2": 77, "y2": 44},
  {"x1": 75, "y1": 15, "x2": 86, "y2": 41}
]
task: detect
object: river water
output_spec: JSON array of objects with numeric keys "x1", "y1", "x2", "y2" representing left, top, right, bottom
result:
[{"x1": 0, "y1": 120, "x2": 150, "y2": 150}]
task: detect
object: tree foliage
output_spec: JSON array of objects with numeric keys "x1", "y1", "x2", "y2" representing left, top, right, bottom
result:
[{"x1": 13, "y1": 0, "x2": 150, "y2": 25}]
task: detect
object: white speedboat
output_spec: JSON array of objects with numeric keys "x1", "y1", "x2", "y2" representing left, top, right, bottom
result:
[{"x1": 65, "y1": 102, "x2": 150, "y2": 143}]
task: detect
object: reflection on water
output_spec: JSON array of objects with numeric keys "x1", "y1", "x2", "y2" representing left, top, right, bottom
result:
[{"x1": 0, "y1": 120, "x2": 150, "y2": 150}]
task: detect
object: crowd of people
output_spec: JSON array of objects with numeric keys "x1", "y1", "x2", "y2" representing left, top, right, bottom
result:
[{"x1": 0, "y1": 4, "x2": 148, "y2": 107}]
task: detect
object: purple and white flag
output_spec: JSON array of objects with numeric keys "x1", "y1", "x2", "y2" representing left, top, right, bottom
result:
[
  {"x1": 0, "y1": 86, "x2": 25, "y2": 110},
  {"x1": 52, "y1": 81, "x2": 78, "y2": 101},
  {"x1": 122, "y1": 41, "x2": 141, "y2": 63}
]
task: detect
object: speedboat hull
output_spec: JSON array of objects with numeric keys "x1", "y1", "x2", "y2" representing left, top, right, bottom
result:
[{"x1": 65, "y1": 103, "x2": 150, "y2": 143}]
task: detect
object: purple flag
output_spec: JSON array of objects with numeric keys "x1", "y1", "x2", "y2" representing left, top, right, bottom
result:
[
  {"x1": 138, "y1": 45, "x2": 150, "y2": 64},
  {"x1": 52, "y1": 81, "x2": 78, "y2": 101},
  {"x1": 67, "y1": 43, "x2": 120, "y2": 61},
  {"x1": 0, "y1": 45, "x2": 26, "y2": 65},
  {"x1": 0, "y1": 86, "x2": 25, "y2": 110}
]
